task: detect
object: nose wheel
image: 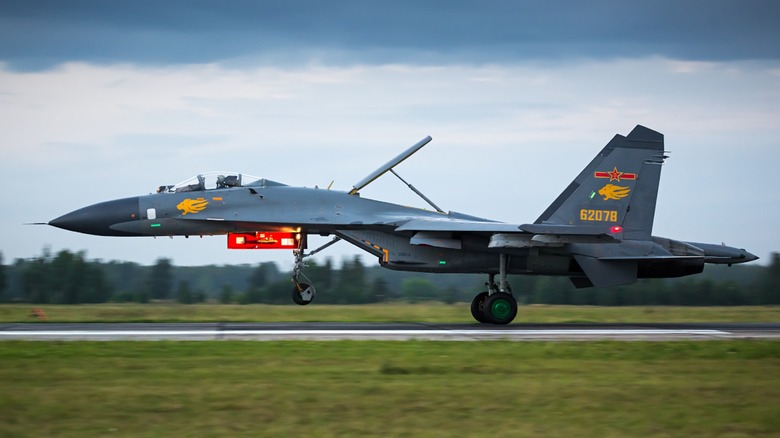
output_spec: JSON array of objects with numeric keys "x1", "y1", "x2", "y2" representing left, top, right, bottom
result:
[{"x1": 292, "y1": 281, "x2": 315, "y2": 305}]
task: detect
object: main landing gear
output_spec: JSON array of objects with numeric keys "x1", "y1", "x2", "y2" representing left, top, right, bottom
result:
[
  {"x1": 470, "y1": 254, "x2": 518, "y2": 325},
  {"x1": 290, "y1": 236, "x2": 341, "y2": 306}
]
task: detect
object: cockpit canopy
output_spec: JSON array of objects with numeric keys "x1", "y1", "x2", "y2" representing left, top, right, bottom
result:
[{"x1": 156, "y1": 172, "x2": 284, "y2": 193}]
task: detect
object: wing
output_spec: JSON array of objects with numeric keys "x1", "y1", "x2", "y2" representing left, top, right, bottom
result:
[{"x1": 394, "y1": 218, "x2": 522, "y2": 233}]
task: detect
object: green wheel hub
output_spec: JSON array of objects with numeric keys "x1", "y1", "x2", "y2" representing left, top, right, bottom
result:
[
  {"x1": 489, "y1": 297, "x2": 512, "y2": 319},
  {"x1": 483, "y1": 292, "x2": 517, "y2": 324}
]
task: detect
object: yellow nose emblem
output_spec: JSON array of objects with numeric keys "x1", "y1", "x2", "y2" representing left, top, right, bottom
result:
[{"x1": 177, "y1": 198, "x2": 209, "y2": 215}]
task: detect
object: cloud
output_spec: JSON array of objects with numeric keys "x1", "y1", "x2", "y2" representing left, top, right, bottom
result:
[
  {"x1": 2, "y1": 0, "x2": 780, "y2": 70},
  {"x1": 2, "y1": 1, "x2": 776, "y2": 272},
  {"x1": 1, "y1": 58, "x2": 778, "y2": 265}
]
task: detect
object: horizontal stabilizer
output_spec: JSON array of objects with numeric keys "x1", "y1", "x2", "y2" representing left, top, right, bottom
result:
[
  {"x1": 489, "y1": 232, "x2": 618, "y2": 248},
  {"x1": 596, "y1": 255, "x2": 703, "y2": 261},
  {"x1": 520, "y1": 223, "x2": 621, "y2": 239}
]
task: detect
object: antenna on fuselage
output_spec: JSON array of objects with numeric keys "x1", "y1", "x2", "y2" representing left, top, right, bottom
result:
[{"x1": 348, "y1": 136, "x2": 444, "y2": 213}]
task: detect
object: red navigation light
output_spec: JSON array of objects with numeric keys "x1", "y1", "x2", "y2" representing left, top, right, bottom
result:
[{"x1": 611, "y1": 226, "x2": 623, "y2": 233}]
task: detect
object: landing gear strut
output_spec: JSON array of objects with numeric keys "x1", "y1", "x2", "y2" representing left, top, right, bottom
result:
[
  {"x1": 470, "y1": 254, "x2": 517, "y2": 324},
  {"x1": 291, "y1": 246, "x2": 315, "y2": 305},
  {"x1": 290, "y1": 236, "x2": 341, "y2": 305}
]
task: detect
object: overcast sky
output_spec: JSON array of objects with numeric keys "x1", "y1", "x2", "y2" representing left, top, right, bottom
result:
[{"x1": 1, "y1": 0, "x2": 779, "y2": 268}]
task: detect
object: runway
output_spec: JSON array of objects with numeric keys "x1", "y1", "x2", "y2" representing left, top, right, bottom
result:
[{"x1": 2, "y1": 322, "x2": 780, "y2": 341}]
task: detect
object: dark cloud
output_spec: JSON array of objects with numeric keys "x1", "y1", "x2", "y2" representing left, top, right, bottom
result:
[{"x1": 2, "y1": 0, "x2": 779, "y2": 70}]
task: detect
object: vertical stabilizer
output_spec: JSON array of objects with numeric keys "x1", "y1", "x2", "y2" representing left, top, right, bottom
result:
[{"x1": 535, "y1": 125, "x2": 666, "y2": 240}]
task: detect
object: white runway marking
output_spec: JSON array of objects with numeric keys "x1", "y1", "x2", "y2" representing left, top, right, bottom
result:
[{"x1": 0, "y1": 328, "x2": 732, "y2": 341}]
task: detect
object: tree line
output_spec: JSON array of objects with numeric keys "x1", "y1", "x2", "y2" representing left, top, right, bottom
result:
[{"x1": 0, "y1": 249, "x2": 778, "y2": 306}]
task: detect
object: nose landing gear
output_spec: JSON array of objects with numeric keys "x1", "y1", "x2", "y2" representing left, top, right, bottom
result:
[{"x1": 290, "y1": 236, "x2": 341, "y2": 306}]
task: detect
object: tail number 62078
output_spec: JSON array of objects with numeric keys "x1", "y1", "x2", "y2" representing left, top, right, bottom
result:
[{"x1": 580, "y1": 209, "x2": 618, "y2": 222}]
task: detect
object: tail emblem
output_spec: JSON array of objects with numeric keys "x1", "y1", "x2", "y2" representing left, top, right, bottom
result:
[
  {"x1": 598, "y1": 184, "x2": 631, "y2": 201},
  {"x1": 177, "y1": 198, "x2": 209, "y2": 215},
  {"x1": 595, "y1": 167, "x2": 636, "y2": 182}
]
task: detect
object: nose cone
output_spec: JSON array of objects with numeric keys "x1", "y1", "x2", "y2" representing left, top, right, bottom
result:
[{"x1": 49, "y1": 197, "x2": 141, "y2": 236}]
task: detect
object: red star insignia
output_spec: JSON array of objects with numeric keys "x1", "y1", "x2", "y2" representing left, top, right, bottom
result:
[{"x1": 607, "y1": 167, "x2": 623, "y2": 181}]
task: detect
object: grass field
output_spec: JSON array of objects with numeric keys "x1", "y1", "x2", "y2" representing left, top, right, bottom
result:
[
  {"x1": 1, "y1": 303, "x2": 780, "y2": 323},
  {"x1": 1, "y1": 340, "x2": 779, "y2": 437}
]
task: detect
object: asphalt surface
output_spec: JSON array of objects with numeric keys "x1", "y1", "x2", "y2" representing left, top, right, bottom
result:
[{"x1": 2, "y1": 322, "x2": 780, "y2": 341}]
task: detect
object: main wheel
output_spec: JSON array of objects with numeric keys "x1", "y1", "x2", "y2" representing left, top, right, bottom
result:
[
  {"x1": 483, "y1": 293, "x2": 517, "y2": 325},
  {"x1": 470, "y1": 292, "x2": 490, "y2": 323},
  {"x1": 292, "y1": 282, "x2": 315, "y2": 305}
]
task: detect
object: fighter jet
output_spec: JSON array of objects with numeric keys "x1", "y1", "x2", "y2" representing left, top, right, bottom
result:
[{"x1": 49, "y1": 125, "x2": 757, "y2": 324}]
